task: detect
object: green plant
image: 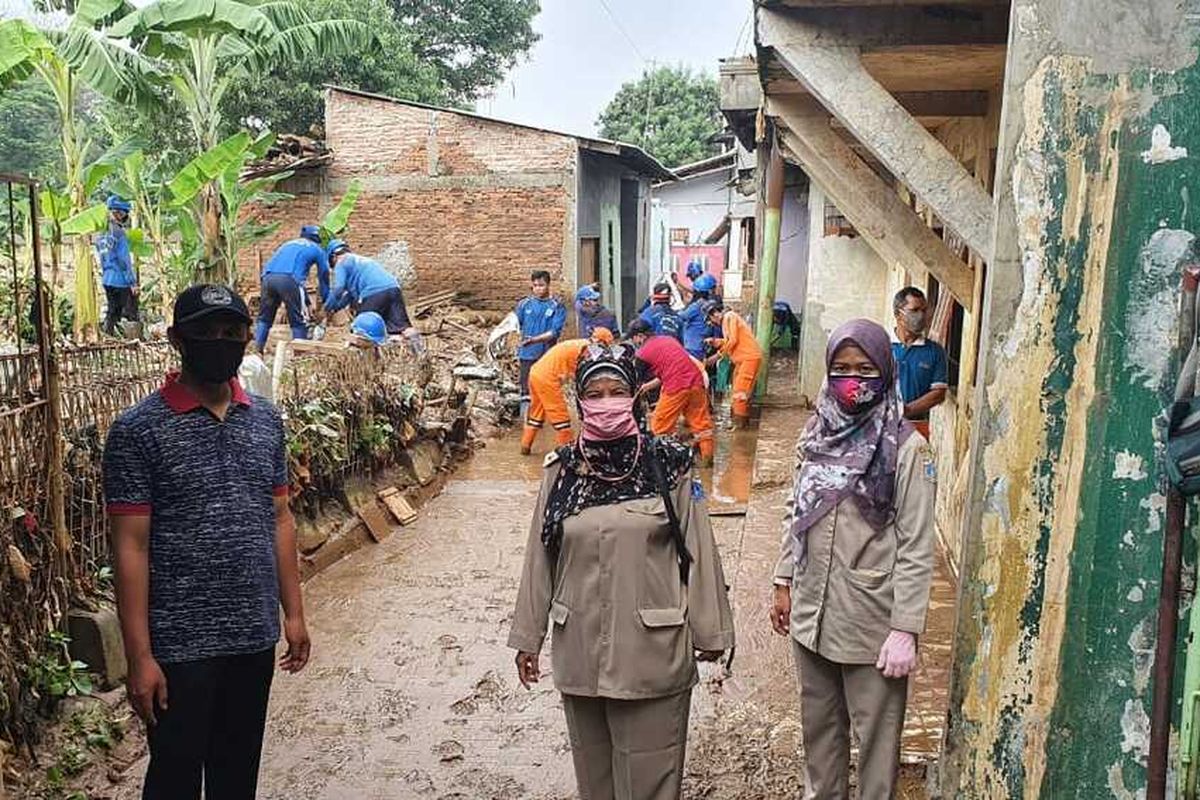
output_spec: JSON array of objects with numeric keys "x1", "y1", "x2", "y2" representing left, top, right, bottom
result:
[
  {"x1": 0, "y1": 7, "x2": 159, "y2": 337},
  {"x1": 320, "y1": 178, "x2": 362, "y2": 243},
  {"x1": 66, "y1": 704, "x2": 125, "y2": 751},
  {"x1": 107, "y1": 0, "x2": 377, "y2": 281},
  {"x1": 286, "y1": 397, "x2": 349, "y2": 480},
  {"x1": 356, "y1": 415, "x2": 395, "y2": 459},
  {"x1": 27, "y1": 631, "x2": 93, "y2": 706}
]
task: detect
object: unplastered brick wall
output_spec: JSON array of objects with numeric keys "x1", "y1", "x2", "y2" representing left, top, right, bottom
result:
[
  {"x1": 246, "y1": 89, "x2": 581, "y2": 311},
  {"x1": 325, "y1": 89, "x2": 577, "y2": 178}
]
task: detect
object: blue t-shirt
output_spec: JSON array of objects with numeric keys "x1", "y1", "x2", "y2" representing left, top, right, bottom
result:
[
  {"x1": 516, "y1": 296, "x2": 566, "y2": 361},
  {"x1": 325, "y1": 254, "x2": 399, "y2": 312},
  {"x1": 95, "y1": 228, "x2": 135, "y2": 288},
  {"x1": 892, "y1": 337, "x2": 949, "y2": 416},
  {"x1": 102, "y1": 375, "x2": 288, "y2": 664},
  {"x1": 640, "y1": 303, "x2": 682, "y2": 340},
  {"x1": 263, "y1": 239, "x2": 330, "y2": 302},
  {"x1": 680, "y1": 300, "x2": 713, "y2": 358}
]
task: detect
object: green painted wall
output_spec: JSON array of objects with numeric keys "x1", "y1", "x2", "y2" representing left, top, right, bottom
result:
[{"x1": 945, "y1": 3, "x2": 1200, "y2": 797}]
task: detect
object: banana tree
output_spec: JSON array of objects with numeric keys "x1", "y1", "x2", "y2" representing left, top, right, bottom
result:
[
  {"x1": 106, "y1": 0, "x2": 376, "y2": 283},
  {"x1": 0, "y1": 3, "x2": 158, "y2": 339}
]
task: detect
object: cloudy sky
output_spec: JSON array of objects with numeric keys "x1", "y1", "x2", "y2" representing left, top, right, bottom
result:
[{"x1": 478, "y1": 0, "x2": 753, "y2": 136}]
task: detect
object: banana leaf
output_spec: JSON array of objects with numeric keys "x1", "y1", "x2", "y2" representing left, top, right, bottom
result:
[
  {"x1": 62, "y1": 203, "x2": 109, "y2": 235},
  {"x1": 321, "y1": 178, "x2": 361, "y2": 237},
  {"x1": 168, "y1": 131, "x2": 251, "y2": 205}
]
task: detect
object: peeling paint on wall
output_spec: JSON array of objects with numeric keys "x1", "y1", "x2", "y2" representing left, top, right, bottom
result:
[
  {"x1": 1113, "y1": 451, "x2": 1149, "y2": 481},
  {"x1": 1126, "y1": 228, "x2": 1195, "y2": 389},
  {"x1": 1141, "y1": 124, "x2": 1189, "y2": 164}
]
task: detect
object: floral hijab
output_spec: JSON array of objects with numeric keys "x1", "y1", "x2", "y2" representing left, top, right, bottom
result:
[{"x1": 788, "y1": 318, "x2": 914, "y2": 562}]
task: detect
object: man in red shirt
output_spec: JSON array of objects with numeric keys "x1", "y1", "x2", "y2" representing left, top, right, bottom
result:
[{"x1": 628, "y1": 318, "x2": 715, "y2": 465}]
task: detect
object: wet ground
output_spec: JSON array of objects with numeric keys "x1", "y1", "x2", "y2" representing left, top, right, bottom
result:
[{"x1": 100, "y1": 356, "x2": 955, "y2": 799}]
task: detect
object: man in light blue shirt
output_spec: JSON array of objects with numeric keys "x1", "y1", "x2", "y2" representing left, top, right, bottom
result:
[
  {"x1": 253, "y1": 225, "x2": 329, "y2": 352},
  {"x1": 324, "y1": 240, "x2": 412, "y2": 335},
  {"x1": 96, "y1": 195, "x2": 138, "y2": 336}
]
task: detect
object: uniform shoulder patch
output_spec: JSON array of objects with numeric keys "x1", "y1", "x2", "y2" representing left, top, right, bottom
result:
[{"x1": 543, "y1": 451, "x2": 561, "y2": 468}]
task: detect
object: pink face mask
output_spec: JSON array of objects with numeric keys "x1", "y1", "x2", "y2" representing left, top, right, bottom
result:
[{"x1": 579, "y1": 396, "x2": 639, "y2": 441}]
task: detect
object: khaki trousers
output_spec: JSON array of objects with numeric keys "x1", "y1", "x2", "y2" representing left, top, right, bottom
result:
[
  {"x1": 561, "y1": 690, "x2": 692, "y2": 800},
  {"x1": 793, "y1": 641, "x2": 907, "y2": 799}
]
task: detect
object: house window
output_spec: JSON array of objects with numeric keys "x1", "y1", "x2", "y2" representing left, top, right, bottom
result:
[
  {"x1": 824, "y1": 199, "x2": 856, "y2": 237},
  {"x1": 670, "y1": 227, "x2": 690, "y2": 245},
  {"x1": 926, "y1": 275, "x2": 964, "y2": 390}
]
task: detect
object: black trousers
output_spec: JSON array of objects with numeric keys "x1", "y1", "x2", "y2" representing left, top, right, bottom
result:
[
  {"x1": 103, "y1": 285, "x2": 138, "y2": 334},
  {"x1": 357, "y1": 286, "x2": 411, "y2": 333},
  {"x1": 142, "y1": 648, "x2": 275, "y2": 800}
]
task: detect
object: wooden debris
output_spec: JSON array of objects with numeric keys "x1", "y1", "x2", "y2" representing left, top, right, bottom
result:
[
  {"x1": 6, "y1": 545, "x2": 30, "y2": 583},
  {"x1": 410, "y1": 290, "x2": 459, "y2": 317},
  {"x1": 377, "y1": 487, "x2": 418, "y2": 525},
  {"x1": 358, "y1": 502, "x2": 394, "y2": 543},
  {"x1": 709, "y1": 505, "x2": 747, "y2": 518}
]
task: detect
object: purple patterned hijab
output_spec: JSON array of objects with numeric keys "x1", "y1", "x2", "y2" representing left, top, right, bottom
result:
[{"x1": 789, "y1": 319, "x2": 914, "y2": 559}]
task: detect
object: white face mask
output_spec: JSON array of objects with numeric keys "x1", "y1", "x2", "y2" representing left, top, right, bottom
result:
[{"x1": 901, "y1": 309, "x2": 926, "y2": 333}]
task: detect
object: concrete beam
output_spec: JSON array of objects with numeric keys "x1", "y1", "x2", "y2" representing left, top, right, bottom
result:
[
  {"x1": 769, "y1": 0, "x2": 1002, "y2": 6},
  {"x1": 764, "y1": 90, "x2": 990, "y2": 117},
  {"x1": 760, "y1": 7, "x2": 995, "y2": 256},
  {"x1": 765, "y1": 5, "x2": 1010, "y2": 49},
  {"x1": 770, "y1": 96, "x2": 975, "y2": 310},
  {"x1": 719, "y1": 59, "x2": 762, "y2": 113}
]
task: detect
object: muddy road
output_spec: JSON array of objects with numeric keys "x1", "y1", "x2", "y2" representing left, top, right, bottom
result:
[{"x1": 104, "y1": 362, "x2": 951, "y2": 798}]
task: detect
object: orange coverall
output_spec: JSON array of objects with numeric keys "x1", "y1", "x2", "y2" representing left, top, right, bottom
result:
[
  {"x1": 715, "y1": 311, "x2": 763, "y2": 420},
  {"x1": 637, "y1": 336, "x2": 714, "y2": 461},
  {"x1": 521, "y1": 338, "x2": 588, "y2": 451}
]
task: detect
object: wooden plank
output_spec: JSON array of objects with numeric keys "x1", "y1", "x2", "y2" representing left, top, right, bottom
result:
[
  {"x1": 358, "y1": 502, "x2": 393, "y2": 543},
  {"x1": 377, "y1": 487, "x2": 418, "y2": 525}
]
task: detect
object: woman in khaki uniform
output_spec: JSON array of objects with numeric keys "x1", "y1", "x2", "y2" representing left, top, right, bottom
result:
[
  {"x1": 769, "y1": 318, "x2": 935, "y2": 800},
  {"x1": 509, "y1": 343, "x2": 735, "y2": 800}
]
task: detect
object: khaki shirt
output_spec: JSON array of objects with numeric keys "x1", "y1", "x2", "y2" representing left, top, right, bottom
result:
[
  {"x1": 509, "y1": 456, "x2": 736, "y2": 700},
  {"x1": 775, "y1": 434, "x2": 936, "y2": 664}
]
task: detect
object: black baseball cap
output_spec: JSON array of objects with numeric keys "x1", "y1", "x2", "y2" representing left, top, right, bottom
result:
[
  {"x1": 173, "y1": 283, "x2": 252, "y2": 326},
  {"x1": 626, "y1": 318, "x2": 653, "y2": 337}
]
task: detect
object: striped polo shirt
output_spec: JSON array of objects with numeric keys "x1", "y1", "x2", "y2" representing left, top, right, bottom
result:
[{"x1": 102, "y1": 373, "x2": 289, "y2": 664}]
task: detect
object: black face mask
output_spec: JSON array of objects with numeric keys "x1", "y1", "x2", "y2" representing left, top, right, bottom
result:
[{"x1": 180, "y1": 337, "x2": 246, "y2": 384}]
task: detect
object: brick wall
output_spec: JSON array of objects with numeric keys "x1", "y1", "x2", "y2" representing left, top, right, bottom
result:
[{"x1": 243, "y1": 90, "x2": 579, "y2": 313}]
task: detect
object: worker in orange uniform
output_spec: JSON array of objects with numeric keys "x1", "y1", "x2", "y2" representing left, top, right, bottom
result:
[
  {"x1": 627, "y1": 318, "x2": 715, "y2": 466},
  {"x1": 704, "y1": 301, "x2": 763, "y2": 428},
  {"x1": 521, "y1": 327, "x2": 615, "y2": 455}
]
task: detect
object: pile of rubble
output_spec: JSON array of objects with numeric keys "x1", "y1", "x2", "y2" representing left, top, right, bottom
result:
[{"x1": 416, "y1": 301, "x2": 523, "y2": 437}]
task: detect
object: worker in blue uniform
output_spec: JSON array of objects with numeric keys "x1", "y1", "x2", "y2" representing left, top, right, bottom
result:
[
  {"x1": 574, "y1": 284, "x2": 620, "y2": 339},
  {"x1": 515, "y1": 269, "x2": 567, "y2": 401},
  {"x1": 96, "y1": 195, "x2": 138, "y2": 336},
  {"x1": 324, "y1": 240, "x2": 413, "y2": 336},
  {"x1": 639, "y1": 281, "x2": 683, "y2": 339},
  {"x1": 253, "y1": 224, "x2": 329, "y2": 352},
  {"x1": 680, "y1": 273, "x2": 719, "y2": 359}
]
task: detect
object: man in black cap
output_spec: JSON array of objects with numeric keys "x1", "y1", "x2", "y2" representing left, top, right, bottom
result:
[{"x1": 103, "y1": 284, "x2": 310, "y2": 800}]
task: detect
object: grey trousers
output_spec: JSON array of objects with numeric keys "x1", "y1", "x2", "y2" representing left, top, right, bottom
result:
[
  {"x1": 793, "y1": 641, "x2": 908, "y2": 799},
  {"x1": 561, "y1": 690, "x2": 692, "y2": 800}
]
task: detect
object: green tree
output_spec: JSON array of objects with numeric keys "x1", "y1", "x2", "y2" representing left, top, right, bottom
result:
[
  {"x1": 0, "y1": 79, "x2": 62, "y2": 179},
  {"x1": 393, "y1": 0, "x2": 540, "y2": 102},
  {"x1": 221, "y1": 0, "x2": 443, "y2": 138},
  {"x1": 0, "y1": 3, "x2": 159, "y2": 338},
  {"x1": 107, "y1": 0, "x2": 377, "y2": 283},
  {"x1": 597, "y1": 65, "x2": 722, "y2": 169}
]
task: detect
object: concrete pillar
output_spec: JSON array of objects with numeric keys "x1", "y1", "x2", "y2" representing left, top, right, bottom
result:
[
  {"x1": 754, "y1": 135, "x2": 785, "y2": 395},
  {"x1": 944, "y1": 1, "x2": 1200, "y2": 797}
]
